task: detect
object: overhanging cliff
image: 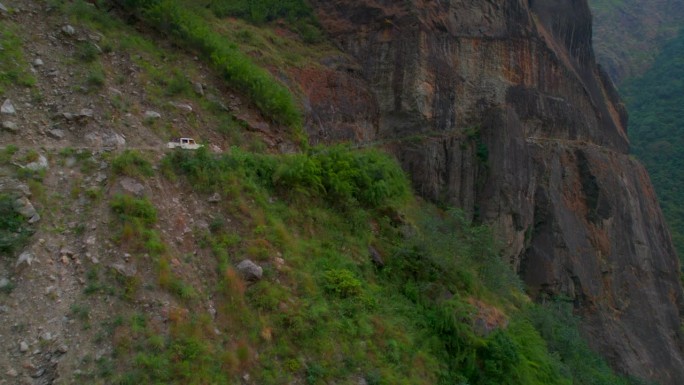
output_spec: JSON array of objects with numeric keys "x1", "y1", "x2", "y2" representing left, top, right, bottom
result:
[{"x1": 303, "y1": 0, "x2": 684, "y2": 383}]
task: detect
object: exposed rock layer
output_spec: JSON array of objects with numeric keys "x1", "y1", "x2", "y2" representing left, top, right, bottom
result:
[{"x1": 304, "y1": 0, "x2": 684, "y2": 383}]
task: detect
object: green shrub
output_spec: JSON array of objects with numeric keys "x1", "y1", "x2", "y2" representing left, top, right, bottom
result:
[
  {"x1": 200, "y1": 0, "x2": 323, "y2": 42},
  {"x1": 0, "y1": 145, "x2": 19, "y2": 165},
  {"x1": 322, "y1": 269, "x2": 363, "y2": 299},
  {"x1": 164, "y1": 70, "x2": 191, "y2": 96},
  {"x1": 77, "y1": 41, "x2": 101, "y2": 62},
  {"x1": 110, "y1": 194, "x2": 163, "y2": 255},
  {"x1": 0, "y1": 194, "x2": 33, "y2": 255},
  {"x1": 166, "y1": 145, "x2": 410, "y2": 209},
  {"x1": 0, "y1": 23, "x2": 36, "y2": 93},
  {"x1": 86, "y1": 66, "x2": 106, "y2": 88},
  {"x1": 111, "y1": 150, "x2": 154, "y2": 178},
  {"x1": 110, "y1": 194, "x2": 157, "y2": 225}
]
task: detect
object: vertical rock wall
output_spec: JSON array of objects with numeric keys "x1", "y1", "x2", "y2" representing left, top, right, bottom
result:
[{"x1": 304, "y1": 0, "x2": 684, "y2": 383}]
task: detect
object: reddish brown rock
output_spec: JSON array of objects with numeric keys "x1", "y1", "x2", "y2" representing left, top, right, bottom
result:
[{"x1": 304, "y1": 0, "x2": 684, "y2": 383}]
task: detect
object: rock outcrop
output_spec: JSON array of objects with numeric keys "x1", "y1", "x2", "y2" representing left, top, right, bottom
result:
[{"x1": 304, "y1": 0, "x2": 684, "y2": 383}]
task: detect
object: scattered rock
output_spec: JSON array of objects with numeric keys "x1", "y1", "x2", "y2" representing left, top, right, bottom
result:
[
  {"x1": 144, "y1": 110, "x2": 161, "y2": 120},
  {"x1": 14, "y1": 196, "x2": 38, "y2": 219},
  {"x1": 0, "y1": 178, "x2": 30, "y2": 195},
  {"x1": 95, "y1": 172, "x2": 107, "y2": 183},
  {"x1": 28, "y1": 213, "x2": 41, "y2": 224},
  {"x1": 108, "y1": 87, "x2": 122, "y2": 96},
  {"x1": 61, "y1": 108, "x2": 93, "y2": 123},
  {"x1": 0, "y1": 277, "x2": 9, "y2": 289},
  {"x1": 56, "y1": 344, "x2": 68, "y2": 354},
  {"x1": 6, "y1": 368, "x2": 18, "y2": 378},
  {"x1": 208, "y1": 192, "x2": 221, "y2": 203},
  {"x1": 369, "y1": 246, "x2": 384, "y2": 268},
  {"x1": 84, "y1": 132, "x2": 102, "y2": 147},
  {"x1": 47, "y1": 129, "x2": 65, "y2": 139},
  {"x1": 61, "y1": 25, "x2": 75, "y2": 35},
  {"x1": 25, "y1": 154, "x2": 48, "y2": 171},
  {"x1": 16, "y1": 251, "x2": 35, "y2": 269},
  {"x1": 236, "y1": 259, "x2": 263, "y2": 282},
  {"x1": 120, "y1": 177, "x2": 144, "y2": 196},
  {"x1": 2, "y1": 120, "x2": 18, "y2": 133},
  {"x1": 79, "y1": 108, "x2": 94, "y2": 118},
  {"x1": 20, "y1": 341, "x2": 29, "y2": 353},
  {"x1": 110, "y1": 262, "x2": 137, "y2": 278},
  {"x1": 103, "y1": 133, "x2": 126, "y2": 148},
  {"x1": 195, "y1": 220, "x2": 209, "y2": 231},
  {"x1": 0, "y1": 2, "x2": 8, "y2": 14},
  {"x1": 40, "y1": 332, "x2": 53, "y2": 342},
  {"x1": 1, "y1": 99, "x2": 16, "y2": 114},
  {"x1": 170, "y1": 102, "x2": 193, "y2": 113},
  {"x1": 33, "y1": 58, "x2": 44, "y2": 67},
  {"x1": 31, "y1": 368, "x2": 45, "y2": 378},
  {"x1": 194, "y1": 82, "x2": 204, "y2": 96}
]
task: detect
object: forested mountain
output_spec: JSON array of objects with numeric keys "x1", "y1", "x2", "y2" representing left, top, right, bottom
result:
[
  {"x1": 589, "y1": 0, "x2": 684, "y2": 83},
  {"x1": 590, "y1": 0, "x2": 684, "y2": 259},
  {"x1": 620, "y1": 32, "x2": 684, "y2": 260}
]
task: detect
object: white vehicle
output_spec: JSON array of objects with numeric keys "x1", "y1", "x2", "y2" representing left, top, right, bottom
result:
[{"x1": 167, "y1": 137, "x2": 203, "y2": 150}]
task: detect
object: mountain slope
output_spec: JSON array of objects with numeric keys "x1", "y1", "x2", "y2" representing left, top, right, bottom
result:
[
  {"x1": 589, "y1": 0, "x2": 684, "y2": 84},
  {"x1": 304, "y1": 0, "x2": 684, "y2": 383},
  {"x1": 621, "y1": 31, "x2": 684, "y2": 265},
  {"x1": 0, "y1": 1, "x2": 681, "y2": 385}
]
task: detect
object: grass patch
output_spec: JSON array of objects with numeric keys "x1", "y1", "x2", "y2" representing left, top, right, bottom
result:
[
  {"x1": 193, "y1": 0, "x2": 323, "y2": 43},
  {"x1": 0, "y1": 194, "x2": 33, "y2": 256},
  {"x1": 110, "y1": 194, "x2": 163, "y2": 255},
  {"x1": 0, "y1": 22, "x2": 36, "y2": 93},
  {"x1": 120, "y1": 0, "x2": 302, "y2": 128},
  {"x1": 86, "y1": 64, "x2": 106, "y2": 89},
  {"x1": 76, "y1": 40, "x2": 102, "y2": 62},
  {"x1": 111, "y1": 150, "x2": 154, "y2": 178}
]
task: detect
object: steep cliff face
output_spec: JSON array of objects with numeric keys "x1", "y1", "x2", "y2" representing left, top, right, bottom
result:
[{"x1": 304, "y1": 0, "x2": 684, "y2": 383}]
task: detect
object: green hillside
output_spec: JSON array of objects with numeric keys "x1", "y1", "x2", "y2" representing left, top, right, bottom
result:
[{"x1": 622, "y1": 30, "x2": 684, "y2": 262}]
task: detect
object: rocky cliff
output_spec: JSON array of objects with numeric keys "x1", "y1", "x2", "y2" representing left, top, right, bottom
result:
[{"x1": 304, "y1": 0, "x2": 684, "y2": 383}]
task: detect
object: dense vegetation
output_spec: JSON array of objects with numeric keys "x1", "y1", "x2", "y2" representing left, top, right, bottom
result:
[
  {"x1": 97, "y1": 147, "x2": 644, "y2": 385},
  {"x1": 0, "y1": 21, "x2": 36, "y2": 93},
  {"x1": 621, "y1": 30, "x2": 684, "y2": 259},
  {"x1": 192, "y1": 0, "x2": 322, "y2": 42}
]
